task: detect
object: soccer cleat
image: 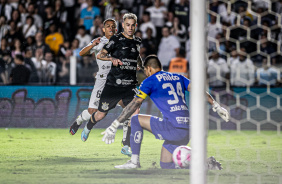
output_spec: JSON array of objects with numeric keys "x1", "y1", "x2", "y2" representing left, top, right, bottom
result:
[
  {"x1": 81, "y1": 126, "x2": 91, "y2": 142},
  {"x1": 114, "y1": 160, "x2": 141, "y2": 169},
  {"x1": 69, "y1": 121, "x2": 80, "y2": 135},
  {"x1": 121, "y1": 145, "x2": 132, "y2": 157},
  {"x1": 207, "y1": 156, "x2": 223, "y2": 170}
]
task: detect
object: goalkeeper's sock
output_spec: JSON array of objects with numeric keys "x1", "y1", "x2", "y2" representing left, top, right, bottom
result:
[
  {"x1": 76, "y1": 109, "x2": 91, "y2": 125},
  {"x1": 130, "y1": 115, "x2": 143, "y2": 155},
  {"x1": 160, "y1": 162, "x2": 176, "y2": 169},
  {"x1": 86, "y1": 112, "x2": 97, "y2": 130},
  {"x1": 131, "y1": 154, "x2": 140, "y2": 165}
]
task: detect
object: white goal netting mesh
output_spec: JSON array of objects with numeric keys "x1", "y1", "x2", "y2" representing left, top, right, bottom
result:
[{"x1": 205, "y1": 0, "x2": 282, "y2": 183}]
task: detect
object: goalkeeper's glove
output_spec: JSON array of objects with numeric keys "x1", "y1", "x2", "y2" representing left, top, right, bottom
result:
[
  {"x1": 102, "y1": 120, "x2": 121, "y2": 144},
  {"x1": 212, "y1": 101, "x2": 230, "y2": 122}
]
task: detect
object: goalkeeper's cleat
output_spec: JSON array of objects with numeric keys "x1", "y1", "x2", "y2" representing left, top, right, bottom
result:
[
  {"x1": 69, "y1": 121, "x2": 80, "y2": 135},
  {"x1": 114, "y1": 160, "x2": 141, "y2": 169},
  {"x1": 121, "y1": 145, "x2": 132, "y2": 157},
  {"x1": 207, "y1": 156, "x2": 222, "y2": 170},
  {"x1": 81, "y1": 126, "x2": 91, "y2": 142}
]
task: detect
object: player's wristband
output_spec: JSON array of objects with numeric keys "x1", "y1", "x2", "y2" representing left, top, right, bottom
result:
[{"x1": 111, "y1": 120, "x2": 120, "y2": 129}]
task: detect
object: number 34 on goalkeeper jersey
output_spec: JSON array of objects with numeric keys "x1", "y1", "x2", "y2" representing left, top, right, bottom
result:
[{"x1": 136, "y1": 71, "x2": 190, "y2": 129}]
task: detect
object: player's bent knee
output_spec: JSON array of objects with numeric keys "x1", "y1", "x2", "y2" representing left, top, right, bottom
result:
[
  {"x1": 160, "y1": 161, "x2": 176, "y2": 169},
  {"x1": 88, "y1": 108, "x2": 98, "y2": 115}
]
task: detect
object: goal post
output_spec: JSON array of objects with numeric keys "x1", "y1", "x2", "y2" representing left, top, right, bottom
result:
[{"x1": 190, "y1": 0, "x2": 207, "y2": 184}]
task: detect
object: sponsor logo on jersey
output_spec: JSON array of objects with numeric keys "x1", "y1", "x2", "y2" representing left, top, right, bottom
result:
[
  {"x1": 170, "y1": 105, "x2": 188, "y2": 112},
  {"x1": 102, "y1": 65, "x2": 106, "y2": 69},
  {"x1": 99, "y1": 74, "x2": 104, "y2": 78},
  {"x1": 106, "y1": 40, "x2": 114, "y2": 48},
  {"x1": 176, "y1": 117, "x2": 189, "y2": 124},
  {"x1": 134, "y1": 131, "x2": 142, "y2": 143},
  {"x1": 119, "y1": 37, "x2": 125, "y2": 40},
  {"x1": 131, "y1": 48, "x2": 136, "y2": 52},
  {"x1": 101, "y1": 102, "x2": 109, "y2": 110},
  {"x1": 94, "y1": 100, "x2": 99, "y2": 107},
  {"x1": 123, "y1": 58, "x2": 137, "y2": 63},
  {"x1": 116, "y1": 79, "x2": 134, "y2": 85},
  {"x1": 156, "y1": 73, "x2": 180, "y2": 82}
]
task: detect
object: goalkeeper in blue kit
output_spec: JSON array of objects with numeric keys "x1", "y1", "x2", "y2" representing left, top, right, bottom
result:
[{"x1": 102, "y1": 55, "x2": 230, "y2": 169}]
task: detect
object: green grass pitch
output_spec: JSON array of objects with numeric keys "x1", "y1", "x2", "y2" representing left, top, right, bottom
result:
[{"x1": 0, "y1": 128, "x2": 281, "y2": 184}]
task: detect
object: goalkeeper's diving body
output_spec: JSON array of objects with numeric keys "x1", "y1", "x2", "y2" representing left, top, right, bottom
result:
[
  {"x1": 69, "y1": 18, "x2": 132, "y2": 156},
  {"x1": 102, "y1": 55, "x2": 230, "y2": 169}
]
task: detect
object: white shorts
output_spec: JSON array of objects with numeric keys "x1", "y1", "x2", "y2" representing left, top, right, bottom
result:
[{"x1": 88, "y1": 78, "x2": 106, "y2": 109}]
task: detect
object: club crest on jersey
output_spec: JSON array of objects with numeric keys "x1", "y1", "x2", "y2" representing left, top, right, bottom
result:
[
  {"x1": 116, "y1": 79, "x2": 122, "y2": 84},
  {"x1": 101, "y1": 102, "x2": 109, "y2": 110}
]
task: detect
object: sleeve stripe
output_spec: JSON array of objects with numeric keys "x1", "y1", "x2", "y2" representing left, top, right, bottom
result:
[{"x1": 136, "y1": 89, "x2": 148, "y2": 99}]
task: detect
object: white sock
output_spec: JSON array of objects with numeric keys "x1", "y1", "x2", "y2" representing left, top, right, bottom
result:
[
  {"x1": 76, "y1": 110, "x2": 91, "y2": 125},
  {"x1": 131, "y1": 154, "x2": 139, "y2": 164},
  {"x1": 122, "y1": 120, "x2": 129, "y2": 142}
]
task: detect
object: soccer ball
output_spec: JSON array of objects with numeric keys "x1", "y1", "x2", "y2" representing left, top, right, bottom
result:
[{"x1": 172, "y1": 146, "x2": 191, "y2": 168}]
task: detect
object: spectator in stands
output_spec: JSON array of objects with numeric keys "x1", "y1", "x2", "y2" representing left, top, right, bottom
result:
[
  {"x1": 256, "y1": 59, "x2": 280, "y2": 86},
  {"x1": 146, "y1": 0, "x2": 167, "y2": 42},
  {"x1": 44, "y1": 51, "x2": 57, "y2": 84},
  {"x1": 157, "y1": 26, "x2": 180, "y2": 71},
  {"x1": 22, "y1": 16, "x2": 37, "y2": 39},
  {"x1": 228, "y1": 48, "x2": 238, "y2": 65},
  {"x1": 11, "y1": 38, "x2": 24, "y2": 58},
  {"x1": 9, "y1": 54, "x2": 31, "y2": 85},
  {"x1": 168, "y1": 47, "x2": 189, "y2": 78},
  {"x1": 31, "y1": 48, "x2": 46, "y2": 83},
  {"x1": 0, "y1": 0, "x2": 12, "y2": 21},
  {"x1": 43, "y1": 4, "x2": 57, "y2": 35},
  {"x1": 90, "y1": 16, "x2": 103, "y2": 38},
  {"x1": 32, "y1": 31, "x2": 51, "y2": 56},
  {"x1": 18, "y1": 3, "x2": 28, "y2": 26},
  {"x1": 165, "y1": 11, "x2": 174, "y2": 28},
  {"x1": 27, "y1": 3, "x2": 43, "y2": 29},
  {"x1": 207, "y1": 15, "x2": 222, "y2": 48},
  {"x1": 5, "y1": 20, "x2": 23, "y2": 48},
  {"x1": 70, "y1": 38, "x2": 82, "y2": 67},
  {"x1": 207, "y1": 50, "x2": 230, "y2": 87},
  {"x1": 172, "y1": 0, "x2": 190, "y2": 29},
  {"x1": 142, "y1": 28, "x2": 158, "y2": 56},
  {"x1": 139, "y1": 11, "x2": 156, "y2": 39},
  {"x1": 230, "y1": 48, "x2": 255, "y2": 87},
  {"x1": 185, "y1": 28, "x2": 191, "y2": 61},
  {"x1": 54, "y1": 0, "x2": 68, "y2": 39},
  {"x1": 45, "y1": 23, "x2": 64, "y2": 55},
  {"x1": 75, "y1": 25, "x2": 92, "y2": 49},
  {"x1": 170, "y1": 16, "x2": 186, "y2": 46},
  {"x1": 80, "y1": 0, "x2": 100, "y2": 32},
  {"x1": 11, "y1": 9, "x2": 23, "y2": 29},
  {"x1": 0, "y1": 15, "x2": 8, "y2": 42},
  {"x1": 24, "y1": 48, "x2": 39, "y2": 83},
  {"x1": 104, "y1": 0, "x2": 120, "y2": 20}
]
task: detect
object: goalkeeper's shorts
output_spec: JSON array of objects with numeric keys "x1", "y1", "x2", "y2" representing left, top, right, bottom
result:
[{"x1": 150, "y1": 116, "x2": 190, "y2": 154}]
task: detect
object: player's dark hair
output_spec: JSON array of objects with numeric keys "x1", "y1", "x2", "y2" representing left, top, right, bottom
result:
[
  {"x1": 103, "y1": 18, "x2": 117, "y2": 28},
  {"x1": 144, "y1": 55, "x2": 162, "y2": 69}
]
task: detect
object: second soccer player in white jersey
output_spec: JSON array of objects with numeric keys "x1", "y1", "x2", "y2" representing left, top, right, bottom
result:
[{"x1": 69, "y1": 18, "x2": 132, "y2": 156}]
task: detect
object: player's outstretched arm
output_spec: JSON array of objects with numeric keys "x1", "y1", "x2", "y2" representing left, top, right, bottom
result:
[
  {"x1": 79, "y1": 37, "x2": 101, "y2": 56},
  {"x1": 187, "y1": 83, "x2": 230, "y2": 122},
  {"x1": 97, "y1": 49, "x2": 123, "y2": 66},
  {"x1": 102, "y1": 97, "x2": 144, "y2": 144},
  {"x1": 206, "y1": 91, "x2": 230, "y2": 122}
]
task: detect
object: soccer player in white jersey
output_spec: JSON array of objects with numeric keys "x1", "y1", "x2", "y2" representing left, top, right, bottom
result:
[
  {"x1": 102, "y1": 55, "x2": 230, "y2": 169},
  {"x1": 69, "y1": 18, "x2": 132, "y2": 156}
]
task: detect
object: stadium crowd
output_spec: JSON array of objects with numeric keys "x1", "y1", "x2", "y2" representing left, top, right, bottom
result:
[{"x1": 0, "y1": 0, "x2": 281, "y2": 86}]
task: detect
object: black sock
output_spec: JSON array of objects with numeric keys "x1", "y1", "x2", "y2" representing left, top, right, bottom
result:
[
  {"x1": 123, "y1": 126, "x2": 131, "y2": 147},
  {"x1": 86, "y1": 112, "x2": 98, "y2": 130}
]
